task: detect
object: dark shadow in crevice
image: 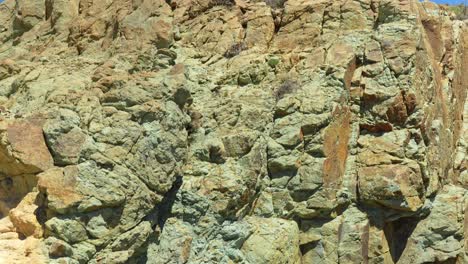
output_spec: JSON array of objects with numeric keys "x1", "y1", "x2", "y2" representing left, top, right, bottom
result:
[
  {"x1": 157, "y1": 175, "x2": 183, "y2": 230},
  {"x1": 432, "y1": 258, "x2": 458, "y2": 264},
  {"x1": 384, "y1": 217, "x2": 419, "y2": 263},
  {"x1": 300, "y1": 240, "x2": 319, "y2": 257}
]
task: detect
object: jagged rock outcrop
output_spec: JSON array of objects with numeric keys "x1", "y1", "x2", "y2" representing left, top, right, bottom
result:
[{"x1": 0, "y1": 0, "x2": 466, "y2": 263}]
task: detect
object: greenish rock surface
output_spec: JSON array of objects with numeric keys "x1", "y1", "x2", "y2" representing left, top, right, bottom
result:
[{"x1": 0, "y1": 0, "x2": 466, "y2": 263}]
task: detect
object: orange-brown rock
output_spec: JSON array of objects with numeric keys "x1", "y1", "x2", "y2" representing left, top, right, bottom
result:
[
  {"x1": 0, "y1": 120, "x2": 53, "y2": 176},
  {"x1": 37, "y1": 167, "x2": 83, "y2": 214},
  {"x1": 9, "y1": 192, "x2": 43, "y2": 238}
]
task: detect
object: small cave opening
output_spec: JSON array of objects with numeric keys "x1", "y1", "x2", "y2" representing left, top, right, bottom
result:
[{"x1": 383, "y1": 217, "x2": 420, "y2": 263}]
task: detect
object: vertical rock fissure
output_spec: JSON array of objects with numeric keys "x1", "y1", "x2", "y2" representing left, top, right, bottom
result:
[
  {"x1": 156, "y1": 175, "x2": 183, "y2": 231},
  {"x1": 383, "y1": 217, "x2": 420, "y2": 263}
]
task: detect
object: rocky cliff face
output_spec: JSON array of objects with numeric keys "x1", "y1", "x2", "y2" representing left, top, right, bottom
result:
[{"x1": 0, "y1": 0, "x2": 466, "y2": 263}]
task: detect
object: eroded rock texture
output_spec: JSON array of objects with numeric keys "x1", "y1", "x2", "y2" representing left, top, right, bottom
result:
[{"x1": 0, "y1": 0, "x2": 466, "y2": 263}]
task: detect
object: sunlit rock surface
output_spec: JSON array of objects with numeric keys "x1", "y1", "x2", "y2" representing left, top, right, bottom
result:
[{"x1": 0, "y1": 0, "x2": 466, "y2": 263}]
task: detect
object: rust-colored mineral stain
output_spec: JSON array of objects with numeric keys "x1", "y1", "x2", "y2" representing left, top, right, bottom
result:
[
  {"x1": 386, "y1": 93, "x2": 408, "y2": 126},
  {"x1": 322, "y1": 107, "x2": 351, "y2": 189},
  {"x1": 344, "y1": 56, "x2": 357, "y2": 90},
  {"x1": 6, "y1": 121, "x2": 53, "y2": 174},
  {"x1": 180, "y1": 237, "x2": 193, "y2": 263},
  {"x1": 422, "y1": 19, "x2": 443, "y2": 62},
  {"x1": 361, "y1": 222, "x2": 370, "y2": 264},
  {"x1": 359, "y1": 122, "x2": 393, "y2": 133},
  {"x1": 37, "y1": 167, "x2": 82, "y2": 209},
  {"x1": 169, "y1": 63, "x2": 186, "y2": 75}
]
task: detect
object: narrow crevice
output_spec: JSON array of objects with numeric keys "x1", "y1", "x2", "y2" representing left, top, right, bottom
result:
[
  {"x1": 273, "y1": 9, "x2": 283, "y2": 34},
  {"x1": 166, "y1": 0, "x2": 177, "y2": 12},
  {"x1": 45, "y1": 0, "x2": 53, "y2": 20},
  {"x1": 246, "y1": 184, "x2": 265, "y2": 217},
  {"x1": 356, "y1": 174, "x2": 361, "y2": 202},
  {"x1": 112, "y1": 20, "x2": 119, "y2": 40},
  {"x1": 157, "y1": 175, "x2": 183, "y2": 230},
  {"x1": 320, "y1": 9, "x2": 329, "y2": 35}
]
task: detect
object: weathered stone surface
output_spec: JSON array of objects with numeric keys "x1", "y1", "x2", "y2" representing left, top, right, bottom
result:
[
  {"x1": 0, "y1": 120, "x2": 53, "y2": 176},
  {"x1": 398, "y1": 186, "x2": 467, "y2": 263},
  {"x1": 0, "y1": 236, "x2": 46, "y2": 264},
  {"x1": 37, "y1": 167, "x2": 83, "y2": 214},
  {"x1": 358, "y1": 163, "x2": 425, "y2": 211},
  {"x1": 9, "y1": 192, "x2": 43, "y2": 238},
  {"x1": 0, "y1": 0, "x2": 465, "y2": 263},
  {"x1": 0, "y1": 59, "x2": 20, "y2": 82},
  {"x1": 13, "y1": 0, "x2": 45, "y2": 33},
  {"x1": 242, "y1": 217, "x2": 301, "y2": 264}
]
